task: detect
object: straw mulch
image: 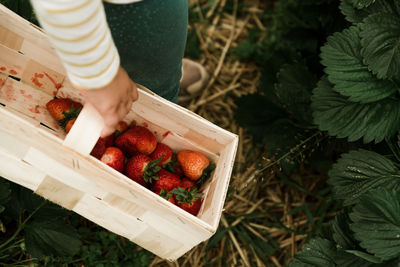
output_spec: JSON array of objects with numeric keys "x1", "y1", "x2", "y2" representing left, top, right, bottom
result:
[{"x1": 150, "y1": 0, "x2": 334, "y2": 266}]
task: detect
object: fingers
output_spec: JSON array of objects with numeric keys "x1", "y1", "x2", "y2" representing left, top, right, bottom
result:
[{"x1": 81, "y1": 67, "x2": 138, "y2": 138}]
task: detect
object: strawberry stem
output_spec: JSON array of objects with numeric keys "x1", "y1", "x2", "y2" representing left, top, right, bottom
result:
[
  {"x1": 143, "y1": 155, "x2": 164, "y2": 183},
  {"x1": 171, "y1": 187, "x2": 203, "y2": 205}
]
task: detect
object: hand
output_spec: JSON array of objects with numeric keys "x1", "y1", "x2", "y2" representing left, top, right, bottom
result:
[{"x1": 80, "y1": 67, "x2": 138, "y2": 137}]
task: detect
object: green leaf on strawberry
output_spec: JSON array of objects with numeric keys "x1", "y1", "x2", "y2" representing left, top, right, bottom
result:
[
  {"x1": 143, "y1": 156, "x2": 163, "y2": 183},
  {"x1": 171, "y1": 187, "x2": 203, "y2": 205},
  {"x1": 196, "y1": 162, "x2": 216, "y2": 186},
  {"x1": 59, "y1": 105, "x2": 82, "y2": 129}
]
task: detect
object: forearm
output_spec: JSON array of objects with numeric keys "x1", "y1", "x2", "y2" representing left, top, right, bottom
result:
[{"x1": 30, "y1": 0, "x2": 120, "y2": 89}]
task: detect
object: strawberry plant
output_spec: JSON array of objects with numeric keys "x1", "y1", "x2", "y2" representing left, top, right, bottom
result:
[
  {"x1": 234, "y1": 0, "x2": 400, "y2": 264},
  {"x1": 234, "y1": 0, "x2": 350, "y2": 172},
  {"x1": 289, "y1": 0, "x2": 400, "y2": 265}
]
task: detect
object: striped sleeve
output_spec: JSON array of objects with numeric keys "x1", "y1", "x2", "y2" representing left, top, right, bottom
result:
[{"x1": 30, "y1": 0, "x2": 120, "y2": 90}]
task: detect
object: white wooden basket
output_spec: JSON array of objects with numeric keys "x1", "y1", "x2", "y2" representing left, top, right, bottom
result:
[{"x1": 0, "y1": 4, "x2": 238, "y2": 260}]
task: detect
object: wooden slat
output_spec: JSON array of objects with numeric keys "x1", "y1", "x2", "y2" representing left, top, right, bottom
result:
[
  {"x1": 0, "y1": 148, "x2": 46, "y2": 191},
  {"x1": 0, "y1": 25, "x2": 24, "y2": 51},
  {"x1": 0, "y1": 43, "x2": 28, "y2": 78},
  {"x1": 0, "y1": 78, "x2": 60, "y2": 131},
  {"x1": 21, "y1": 59, "x2": 65, "y2": 96},
  {"x1": 35, "y1": 175, "x2": 85, "y2": 210}
]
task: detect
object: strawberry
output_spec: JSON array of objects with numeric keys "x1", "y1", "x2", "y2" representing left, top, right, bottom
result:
[
  {"x1": 100, "y1": 147, "x2": 125, "y2": 173},
  {"x1": 115, "y1": 121, "x2": 128, "y2": 138},
  {"x1": 90, "y1": 137, "x2": 106, "y2": 159},
  {"x1": 150, "y1": 143, "x2": 173, "y2": 167},
  {"x1": 115, "y1": 126, "x2": 157, "y2": 156},
  {"x1": 129, "y1": 120, "x2": 137, "y2": 129},
  {"x1": 171, "y1": 187, "x2": 203, "y2": 216},
  {"x1": 125, "y1": 153, "x2": 161, "y2": 186},
  {"x1": 158, "y1": 188, "x2": 176, "y2": 205},
  {"x1": 181, "y1": 177, "x2": 197, "y2": 190},
  {"x1": 151, "y1": 169, "x2": 181, "y2": 193},
  {"x1": 46, "y1": 98, "x2": 82, "y2": 127},
  {"x1": 103, "y1": 134, "x2": 114, "y2": 147},
  {"x1": 177, "y1": 150, "x2": 214, "y2": 181},
  {"x1": 64, "y1": 118, "x2": 76, "y2": 133}
]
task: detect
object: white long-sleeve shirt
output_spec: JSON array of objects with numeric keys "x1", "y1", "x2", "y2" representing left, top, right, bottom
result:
[{"x1": 30, "y1": 0, "x2": 142, "y2": 90}]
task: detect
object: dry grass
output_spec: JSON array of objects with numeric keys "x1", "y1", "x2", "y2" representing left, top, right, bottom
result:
[{"x1": 150, "y1": 1, "x2": 334, "y2": 266}]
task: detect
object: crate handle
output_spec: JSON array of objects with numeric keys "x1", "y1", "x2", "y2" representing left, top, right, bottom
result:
[{"x1": 63, "y1": 102, "x2": 104, "y2": 156}]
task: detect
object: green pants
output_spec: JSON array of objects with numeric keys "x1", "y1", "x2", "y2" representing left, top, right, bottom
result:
[{"x1": 104, "y1": 0, "x2": 188, "y2": 103}]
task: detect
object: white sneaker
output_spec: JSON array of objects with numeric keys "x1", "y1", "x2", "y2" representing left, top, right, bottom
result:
[{"x1": 178, "y1": 58, "x2": 210, "y2": 103}]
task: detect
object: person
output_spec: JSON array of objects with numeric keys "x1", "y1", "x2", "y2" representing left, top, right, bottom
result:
[{"x1": 30, "y1": 0, "x2": 209, "y2": 137}]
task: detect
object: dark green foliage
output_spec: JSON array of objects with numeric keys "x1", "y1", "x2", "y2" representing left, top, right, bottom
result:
[
  {"x1": 339, "y1": 0, "x2": 400, "y2": 24},
  {"x1": 25, "y1": 219, "x2": 81, "y2": 258},
  {"x1": 328, "y1": 149, "x2": 400, "y2": 206},
  {"x1": 312, "y1": 77, "x2": 400, "y2": 143},
  {"x1": 350, "y1": 188, "x2": 400, "y2": 261},
  {"x1": 320, "y1": 26, "x2": 398, "y2": 103},
  {"x1": 0, "y1": 0, "x2": 38, "y2": 25},
  {"x1": 361, "y1": 13, "x2": 400, "y2": 80},
  {"x1": 234, "y1": 0, "x2": 349, "y2": 172}
]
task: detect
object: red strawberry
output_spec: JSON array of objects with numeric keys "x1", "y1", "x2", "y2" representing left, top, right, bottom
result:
[
  {"x1": 171, "y1": 187, "x2": 203, "y2": 216},
  {"x1": 64, "y1": 118, "x2": 76, "y2": 133},
  {"x1": 151, "y1": 169, "x2": 181, "y2": 193},
  {"x1": 179, "y1": 199, "x2": 202, "y2": 216},
  {"x1": 115, "y1": 126, "x2": 157, "y2": 156},
  {"x1": 128, "y1": 120, "x2": 137, "y2": 128},
  {"x1": 46, "y1": 98, "x2": 82, "y2": 126},
  {"x1": 125, "y1": 153, "x2": 161, "y2": 186},
  {"x1": 103, "y1": 134, "x2": 114, "y2": 147},
  {"x1": 173, "y1": 164, "x2": 184, "y2": 177},
  {"x1": 150, "y1": 143, "x2": 173, "y2": 167},
  {"x1": 177, "y1": 150, "x2": 212, "y2": 181},
  {"x1": 100, "y1": 147, "x2": 125, "y2": 173},
  {"x1": 157, "y1": 188, "x2": 176, "y2": 205},
  {"x1": 181, "y1": 178, "x2": 196, "y2": 190},
  {"x1": 90, "y1": 137, "x2": 106, "y2": 159},
  {"x1": 114, "y1": 121, "x2": 128, "y2": 138}
]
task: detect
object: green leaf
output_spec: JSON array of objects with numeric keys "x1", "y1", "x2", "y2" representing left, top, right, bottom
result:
[
  {"x1": 328, "y1": 149, "x2": 400, "y2": 206},
  {"x1": 331, "y1": 211, "x2": 357, "y2": 249},
  {"x1": 334, "y1": 250, "x2": 382, "y2": 266},
  {"x1": 275, "y1": 62, "x2": 317, "y2": 123},
  {"x1": 311, "y1": 77, "x2": 400, "y2": 143},
  {"x1": 290, "y1": 237, "x2": 336, "y2": 267},
  {"x1": 25, "y1": 218, "x2": 82, "y2": 258},
  {"x1": 350, "y1": 188, "x2": 400, "y2": 261},
  {"x1": 339, "y1": 0, "x2": 400, "y2": 24},
  {"x1": 344, "y1": 250, "x2": 382, "y2": 263},
  {"x1": 361, "y1": 13, "x2": 400, "y2": 80},
  {"x1": 349, "y1": 0, "x2": 375, "y2": 9},
  {"x1": 321, "y1": 26, "x2": 398, "y2": 103}
]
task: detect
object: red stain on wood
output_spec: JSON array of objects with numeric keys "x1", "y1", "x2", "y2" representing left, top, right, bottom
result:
[
  {"x1": 0, "y1": 67, "x2": 6, "y2": 71},
  {"x1": 5, "y1": 84, "x2": 15, "y2": 101},
  {"x1": 0, "y1": 78, "x2": 5, "y2": 88},
  {"x1": 142, "y1": 122, "x2": 148, "y2": 128},
  {"x1": 29, "y1": 105, "x2": 41, "y2": 114},
  {"x1": 20, "y1": 89, "x2": 25, "y2": 94},
  {"x1": 32, "y1": 73, "x2": 44, "y2": 88},
  {"x1": 9, "y1": 69, "x2": 17, "y2": 75},
  {"x1": 162, "y1": 131, "x2": 172, "y2": 138},
  {"x1": 44, "y1": 72, "x2": 63, "y2": 93}
]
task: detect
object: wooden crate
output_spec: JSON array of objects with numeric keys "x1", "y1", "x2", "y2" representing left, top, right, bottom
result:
[{"x1": 0, "y1": 5, "x2": 238, "y2": 260}]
